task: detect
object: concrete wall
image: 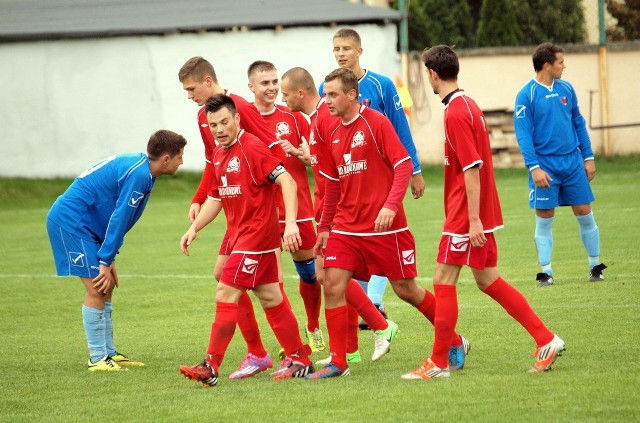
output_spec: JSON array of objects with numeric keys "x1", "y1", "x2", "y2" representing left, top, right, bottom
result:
[
  {"x1": 409, "y1": 44, "x2": 640, "y2": 165},
  {"x1": 0, "y1": 24, "x2": 401, "y2": 177}
]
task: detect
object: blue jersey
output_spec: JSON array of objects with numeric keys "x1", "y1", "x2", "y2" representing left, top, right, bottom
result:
[
  {"x1": 514, "y1": 78, "x2": 594, "y2": 170},
  {"x1": 320, "y1": 69, "x2": 421, "y2": 174},
  {"x1": 47, "y1": 153, "x2": 154, "y2": 266}
]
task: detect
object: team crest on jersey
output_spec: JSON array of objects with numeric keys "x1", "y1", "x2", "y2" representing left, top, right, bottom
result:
[
  {"x1": 338, "y1": 153, "x2": 367, "y2": 176},
  {"x1": 219, "y1": 174, "x2": 242, "y2": 197},
  {"x1": 226, "y1": 156, "x2": 240, "y2": 173},
  {"x1": 560, "y1": 97, "x2": 568, "y2": 105},
  {"x1": 450, "y1": 236, "x2": 469, "y2": 252},
  {"x1": 351, "y1": 130, "x2": 365, "y2": 148},
  {"x1": 275, "y1": 122, "x2": 291, "y2": 138},
  {"x1": 402, "y1": 250, "x2": 415, "y2": 265},
  {"x1": 310, "y1": 155, "x2": 318, "y2": 166},
  {"x1": 242, "y1": 257, "x2": 259, "y2": 274},
  {"x1": 128, "y1": 191, "x2": 145, "y2": 208}
]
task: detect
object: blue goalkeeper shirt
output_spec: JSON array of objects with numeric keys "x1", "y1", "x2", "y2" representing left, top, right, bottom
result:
[
  {"x1": 320, "y1": 69, "x2": 421, "y2": 174},
  {"x1": 514, "y1": 78, "x2": 594, "y2": 170},
  {"x1": 47, "y1": 153, "x2": 154, "y2": 266}
]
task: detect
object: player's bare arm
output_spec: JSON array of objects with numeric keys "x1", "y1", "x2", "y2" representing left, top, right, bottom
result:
[
  {"x1": 188, "y1": 202, "x2": 201, "y2": 222},
  {"x1": 374, "y1": 207, "x2": 397, "y2": 232},
  {"x1": 464, "y1": 166, "x2": 487, "y2": 248},
  {"x1": 531, "y1": 167, "x2": 553, "y2": 188},
  {"x1": 274, "y1": 171, "x2": 302, "y2": 252},
  {"x1": 410, "y1": 173, "x2": 426, "y2": 199},
  {"x1": 180, "y1": 199, "x2": 223, "y2": 255},
  {"x1": 584, "y1": 159, "x2": 596, "y2": 182}
]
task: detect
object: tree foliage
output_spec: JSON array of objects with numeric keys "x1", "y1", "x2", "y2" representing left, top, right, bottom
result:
[
  {"x1": 476, "y1": 0, "x2": 521, "y2": 47},
  {"x1": 403, "y1": 0, "x2": 474, "y2": 50},
  {"x1": 394, "y1": 0, "x2": 587, "y2": 49},
  {"x1": 606, "y1": 0, "x2": 640, "y2": 41}
]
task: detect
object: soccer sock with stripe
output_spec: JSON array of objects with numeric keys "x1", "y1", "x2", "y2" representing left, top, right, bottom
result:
[
  {"x1": 206, "y1": 301, "x2": 239, "y2": 372},
  {"x1": 103, "y1": 301, "x2": 116, "y2": 357},
  {"x1": 483, "y1": 277, "x2": 554, "y2": 347},
  {"x1": 236, "y1": 291, "x2": 268, "y2": 357},
  {"x1": 325, "y1": 305, "x2": 349, "y2": 369},
  {"x1": 299, "y1": 280, "x2": 322, "y2": 332},
  {"x1": 576, "y1": 212, "x2": 600, "y2": 268},
  {"x1": 535, "y1": 215, "x2": 554, "y2": 274},
  {"x1": 367, "y1": 275, "x2": 387, "y2": 310},
  {"x1": 264, "y1": 300, "x2": 311, "y2": 366},
  {"x1": 346, "y1": 279, "x2": 387, "y2": 331},
  {"x1": 82, "y1": 304, "x2": 107, "y2": 364},
  {"x1": 430, "y1": 284, "x2": 458, "y2": 369}
]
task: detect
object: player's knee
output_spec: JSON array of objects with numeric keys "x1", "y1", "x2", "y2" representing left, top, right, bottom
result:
[{"x1": 294, "y1": 258, "x2": 317, "y2": 284}]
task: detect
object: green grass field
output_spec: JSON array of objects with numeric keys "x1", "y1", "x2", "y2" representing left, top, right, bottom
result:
[{"x1": 1, "y1": 156, "x2": 639, "y2": 422}]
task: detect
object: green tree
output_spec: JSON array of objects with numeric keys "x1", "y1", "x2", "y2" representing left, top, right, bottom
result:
[
  {"x1": 394, "y1": 0, "x2": 474, "y2": 50},
  {"x1": 515, "y1": 0, "x2": 586, "y2": 44},
  {"x1": 476, "y1": 0, "x2": 521, "y2": 47},
  {"x1": 607, "y1": 0, "x2": 640, "y2": 41}
]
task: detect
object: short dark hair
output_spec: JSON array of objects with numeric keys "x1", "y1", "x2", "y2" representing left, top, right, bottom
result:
[
  {"x1": 421, "y1": 45, "x2": 459, "y2": 82},
  {"x1": 532, "y1": 43, "x2": 564, "y2": 72},
  {"x1": 204, "y1": 94, "x2": 237, "y2": 116},
  {"x1": 147, "y1": 130, "x2": 187, "y2": 160},
  {"x1": 281, "y1": 67, "x2": 317, "y2": 95},
  {"x1": 334, "y1": 28, "x2": 361, "y2": 46},
  {"x1": 178, "y1": 56, "x2": 218, "y2": 83},
  {"x1": 324, "y1": 68, "x2": 359, "y2": 96},
  {"x1": 247, "y1": 60, "x2": 277, "y2": 79}
]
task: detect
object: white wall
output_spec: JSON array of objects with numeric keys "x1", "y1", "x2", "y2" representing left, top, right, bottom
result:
[{"x1": 0, "y1": 24, "x2": 401, "y2": 177}]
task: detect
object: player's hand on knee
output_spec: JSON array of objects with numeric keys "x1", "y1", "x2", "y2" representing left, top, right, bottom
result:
[{"x1": 93, "y1": 264, "x2": 116, "y2": 294}]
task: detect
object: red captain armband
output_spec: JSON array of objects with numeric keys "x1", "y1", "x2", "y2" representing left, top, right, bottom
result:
[{"x1": 268, "y1": 164, "x2": 286, "y2": 182}]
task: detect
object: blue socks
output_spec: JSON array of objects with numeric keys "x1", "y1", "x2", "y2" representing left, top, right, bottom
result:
[
  {"x1": 576, "y1": 212, "x2": 600, "y2": 269},
  {"x1": 104, "y1": 301, "x2": 116, "y2": 357},
  {"x1": 535, "y1": 215, "x2": 554, "y2": 275},
  {"x1": 367, "y1": 275, "x2": 388, "y2": 309},
  {"x1": 82, "y1": 305, "x2": 106, "y2": 363}
]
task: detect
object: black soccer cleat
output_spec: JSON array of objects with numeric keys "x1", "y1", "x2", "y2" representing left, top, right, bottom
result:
[
  {"x1": 536, "y1": 272, "x2": 555, "y2": 287},
  {"x1": 589, "y1": 263, "x2": 607, "y2": 282}
]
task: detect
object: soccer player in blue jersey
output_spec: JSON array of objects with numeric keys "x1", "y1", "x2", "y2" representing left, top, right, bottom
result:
[
  {"x1": 46, "y1": 130, "x2": 186, "y2": 371},
  {"x1": 514, "y1": 43, "x2": 606, "y2": 287},
  {"x1": 319, "y1": 28, "x2": 425, "y2": 326}
]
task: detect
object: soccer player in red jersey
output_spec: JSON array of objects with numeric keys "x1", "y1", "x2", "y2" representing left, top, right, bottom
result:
[
  {"x1": 178, "y1": 57, "x2": 286, "y2": 380},
  {"x1": 401, "y1": 45, "x2": 566, "y2": 380},
  {"x1": 246, "y1": 61, "x2": 326, "y2": 359},
  {"x1": 305, "y1": 68, "x2": 467, "y2": 379},
  {"x1": 281, "y1": 67, "x2": 399, "y2": 366},
  {"x1": 178, "y1": 95, "x2": 314, "y2": 386}
]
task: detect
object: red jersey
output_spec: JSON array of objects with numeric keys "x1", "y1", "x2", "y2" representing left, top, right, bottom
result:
[
  {"x1": 259, "y1": 104, "x2": 314, "y2": 223},
  {"x1": 308, "y1": 97, "x2": 340, "y2": 222},
  {"x1": 443, "y1": 90, "x2": 504, "y2": 235},
  {"x1": 320, "y1": 106, "x2": 411, "y2": 235},
  {"x1": 208, "y1": 130, "x2": 282, "y2": 253},
  {"x1": 192, "y1": 91, "x2": 285, "y2": 205}
]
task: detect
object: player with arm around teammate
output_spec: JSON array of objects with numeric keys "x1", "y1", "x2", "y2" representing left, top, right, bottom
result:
[
  {"x1": 178, "y1": 95, "x2": 314, "y2": 387},
  {"x1": 513, "y1": 43, "x2": 606, "y2": 287},
  {"x1": 306, "y1": 69, "x2": 468, "y2": 379},
  {"x1": 402, "y1": 45, "x2": 565, "y2": 380},
  {"x1": 46, "y1": 130, "x2": 186, "y2": 371}
]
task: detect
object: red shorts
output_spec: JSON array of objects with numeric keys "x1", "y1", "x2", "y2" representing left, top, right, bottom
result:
[
  {"x1": 323, "y1": 230, "x2": 418, "y2": 281},
  {"x1": 437, "y1": 233, "x2": 498, "y2": 270},
  {"x1": 218, "y1": 230, "x2": 232, "y2": 255},
  {"x1": 280, "y1": 220, "x2": 316, "y2": 250},
  {"x1": 219, "y1": 251, "x2": 279, "y2": 289}
]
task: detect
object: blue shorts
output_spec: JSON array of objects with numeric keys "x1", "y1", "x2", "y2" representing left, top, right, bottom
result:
[
  {"x1": 47, "y1": 218, "x2": 101, "y2": 278},
  {"x1": 528, "y1": 150, "x2": 595, "y2": 209}
]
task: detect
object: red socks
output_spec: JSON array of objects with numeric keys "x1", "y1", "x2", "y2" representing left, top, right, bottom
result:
[
  {"x1": 299, "y1": 280, "x2": 322, "y2": 332},
  {"x1": 416, "y1": 289, "x2": 463, "y2": 347},
  {"x1": 264, "y1": 300, "x2": 311, "y2": 365},
  {"x1": 236, "y1": 291, "x2": 267, "y2": 357},
  {"x1": 430, "y1": 284, "x2": 458, "y2": 369},
  {"x1": 325, "y1": 305, "x2": 349, "y2": 368},
  {"x1": 206, "y1": 302, "x2": 239, "y2": 371},
  {"x1": 483, "y1": 277, "x2": 554, "y2": 347},
  {"x1": 346, "y1": 279, "x2": 387, "y2": 331}
]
